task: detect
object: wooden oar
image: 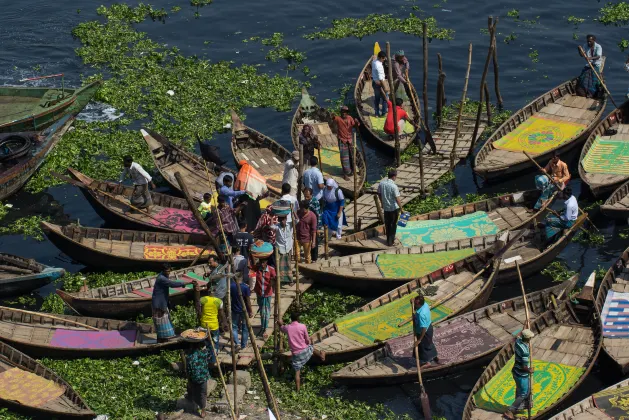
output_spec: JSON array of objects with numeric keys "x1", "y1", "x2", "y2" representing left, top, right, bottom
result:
[
  {"x1": 411, "y1": 299, "x2": 432, "y2": 420},
  {"x1": 515, "y1": 261, "x2": 533, "y2": 420},
  {"x1": 0, "y1": 306, "x2": 99, "y2": 331},
  {"x1": 578, "y1": 46, "x2": 617, "y2": 108},
  {"x1": 522, "y1": 151, "x2": 600, "y2": 233}
]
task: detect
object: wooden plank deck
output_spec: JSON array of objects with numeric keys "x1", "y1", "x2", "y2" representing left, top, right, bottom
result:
[
  {"x1": 345, "y1": 113, "x2": 487, "y2": 231},
  {"x1": 216, "y1": 278, "x2": 313, "y2": 367}
]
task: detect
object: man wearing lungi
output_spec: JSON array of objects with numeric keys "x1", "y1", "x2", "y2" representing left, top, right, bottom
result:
[
  {"x1": 152, "y1": 264, "x2": 191, "y2": 342},
  {"x1": 504, "y1": 329, "x2": 535, "y2": 420},
  {"x1": 542, "y1": 186, "x2": 578, "y2": 244},
  {"x1": 279, "y1": 312, "x2": 326, "y2": 392},
  {"x1": 332, "y1": 106, "x2": 359, "y2": 181},
  {"x1": 412, "y1": 295, "x2": 439, "y2": 367},
  {"x1": 119, "y1": 155, "x2": 155, "y2": 211}
]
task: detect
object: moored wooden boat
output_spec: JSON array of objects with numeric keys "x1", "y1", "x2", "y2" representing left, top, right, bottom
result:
[
  {"x1": 41, "y1": 222, "x2": 213, "y2": 271},
  {"x1": 462, "y1": 300, "x2": 602, "y2": 419},
  {"x1": 65, "y1": 168, "x2": 204, "y2": 234},
  {"x1": 310, "y1": 215, "x2": 585, "y2": 290},
  {"x1": 141, "y1": 128, "x2": 234, "y2": 202},
  {"x1": 354, "y1": 43, "x2": 421, "y2": 154},
  {"x1": 332, "y1": 276, "x2": 577, "y2": 385},
  {"x1": 0, "y1": 340, "x2": 94, "y2": 418},
  {"x1": 0, "y1": 306, "x2": 183, "y2": 358},
  {"x1": 57, "y1": 264, "x2": 215, "y2": 319},
  {"x1": 0, "y1": 80, "x2": 100, "y2": 133},
  {"x1": 290, "y1": 88, "x2": 366, "y2": 197},
  {"x1": 551, "y1": 377, "x2": 629, "y2": 419},
  {"x1": 303, "y1": 246, "x2": 503, "y2": 364},
  {"x1": 0, "y1": 114, "x2": 75, "y2": 201},
  {"x1": 595, "y1": 245, "x2": 629, "y2": 374},
  {"x1": 330, "y1": 190, "x2": 551, "y2": 254},
  {"x1": 0, "y1": 253, "x2": 65, "y2": 298},
  {"x1": 474, "y1": 67, "x2": 607, "y2": 180},
  {"x1": 601, "y1": 179, "x2": 629, "y2": 219},
  {"x1": 579, "y1": 99, "x2": 629, "y2": 197}
]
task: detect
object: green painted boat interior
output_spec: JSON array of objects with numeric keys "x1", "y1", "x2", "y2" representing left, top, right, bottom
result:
[{"x1": 0, "y1": 87, "x2": 79, "y2": 125}]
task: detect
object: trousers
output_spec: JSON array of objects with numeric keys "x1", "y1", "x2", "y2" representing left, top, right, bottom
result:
[{"x1": 384, "y1": 210, "x2": 400, "y2": 246}]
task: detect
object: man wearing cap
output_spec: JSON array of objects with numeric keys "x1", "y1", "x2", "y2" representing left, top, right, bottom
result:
[
  {"x1": 392, "y1": 50, "x2": 412, "y2": 100},
  {"x1": 282, "y1": 151, "x2": 300, "y2": 197},
  {"x1": 378, "y1": 169, "x2": 403, "y2": 246},
  {"x1": 371, "y1": 50, "x2": 389, "y2": 117},
  {"x1": 504, "y1": 329, "x2": 535, "y2": 419},
  {"x1": 332, "y1": 106, "x2": 360, "y2": 181}
]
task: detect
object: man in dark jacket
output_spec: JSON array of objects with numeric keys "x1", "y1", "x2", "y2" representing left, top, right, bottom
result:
[{"x1": 152, "y1": 264, "x2": 194, "y2": 341}]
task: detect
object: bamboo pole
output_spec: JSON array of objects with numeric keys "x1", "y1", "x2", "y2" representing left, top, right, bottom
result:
[
  {"x1": 411, "y1": 300, "x2": 431, "y2": 419},
  {"x1": 468, "y1": 18, "x2": 497, "y2": 158},
  {"x1": 1, "y1": 307, "x2": 99, "y2": 331},
  {"x1": 386, "y1": 42, "x2": 401, "y2": 166},
  {"x1": 297, "y1": 144, "x2": 304, "y2": 202},
  {"x1": 436, "y1": 53, "x2": 445, "y2": 127},
  {"x1": 323, "y1": 226, "x2": 329, "y2": 260},
  {"x1": 422, "y1": 22, "x2": 430, "y2": 131},
  {"x1": 205, "y1": 328, "x2": 237, "y2": 420},
  {"x1": 489, "y1": 17, "x2": 503, "y2": 108},
  {"x1": 290, "y1": 202, "x2": 300, "y2": 304},
  {"x1": 273, "y1": 246, "x2": 281, "y2": 376},
  {"x1": 578, "y1": 45, "x2": 617, "y2": 107},
  {"x1": 484, "y1": 82, "x2": 491, "y2": 123},
  {"x1": 450, "y1": 43, "x2": 473, "y2": 168},
  {"x1": 515, "y1": 261, "x2": 533, "y2": 419},
  {"x1": 405, "y1": 76, "x2": 425, "y2": 194},
  {"x1": 352, "y1": 132, "x2": 358, "y2": 226}
]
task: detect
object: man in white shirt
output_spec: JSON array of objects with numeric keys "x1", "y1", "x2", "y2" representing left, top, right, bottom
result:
[
  {"x1": 561, "y1": 187, "x2": 579, "y2": 223},
  {"x1": 119, "y1": 155, "x2": 155, "y2": 210},
  {"x1": 280, "y1": 183, "x2": 299, "y2": 225},
  {"x1": 583, "y1": 35, "x2": 602, "y2": 70},
  {"x1": 543, "y1": 186, "x2": 578, "y2": 244},
  {"x1": 302, "y1": 156, "x2": 324, "y2": 201},
  {"x1": 371, "y1": 51, "x2": 388, "y2": 117},
  {"x1": 272, "y1": 215, "x2": 294, "y2": 285},
  {"x1": 282, "y1": 151, "x2": 300, "y2": 196}
]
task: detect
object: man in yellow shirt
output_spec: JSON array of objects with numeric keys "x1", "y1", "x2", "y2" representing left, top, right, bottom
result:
[{"x1": 199, "y1": 292, "x2": 225, "y2": 365}]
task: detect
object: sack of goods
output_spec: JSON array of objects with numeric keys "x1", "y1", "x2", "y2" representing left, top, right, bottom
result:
[
  {"x1": 235, "y1": 160, "x2": 268, "y2": 199},
  {"x1": 251, "y1": 240, "x2": 273, "y2": 259}
]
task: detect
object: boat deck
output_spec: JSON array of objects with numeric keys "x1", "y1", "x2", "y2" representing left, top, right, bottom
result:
[
  {"x1": 216, "y1": 278, "x2": 312, "y2": 366},
  {"x1": 582, "y1": 123, "x2": 629, "y2": 190},
  {"x1": 477, "y1": 95, "x2": 601, "y2": 172},
  {"x1": 603, "y1": 260, "x2": 629, "y2": 368},
  {"x1": 345, "y1": 111, "x2": 487, "y2": 232}
]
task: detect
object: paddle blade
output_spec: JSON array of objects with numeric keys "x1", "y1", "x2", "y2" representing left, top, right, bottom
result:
[
  {"x1": 420, "y1": 389, "x2": 431, "y2": 419},
  {"x1": 374, "y1": 42, "x2": 381, "y2": 56}
]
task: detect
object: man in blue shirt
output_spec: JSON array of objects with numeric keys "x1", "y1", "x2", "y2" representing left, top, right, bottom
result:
[
  {"x1": 152, "y1": 264, "x2": 192, "y2": 342},
  {"x1": 302, "y1": 156, "x2": 324, "y2": 201},
  {"x1": 412, "y1": 295, "x2": 438, "y2": 366},
  {"x1": 219, "y1": 175, "x2": 246, "y2": 208},
  {"x1": 230, "y1": 278, "x2": 253, "y2": 351},
  {"x1": 504, "y1": 329, "x2": 535, "y2": 419},
  {"x1": 378, "y1": 169, "x2": 403, "y2": 246}
]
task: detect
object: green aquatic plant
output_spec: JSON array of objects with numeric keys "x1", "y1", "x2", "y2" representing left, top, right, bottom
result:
[
  {"x1": 40, "y1": 293, "x2": 67, "y2": 314},
  {"x1": 507, "y1": 9, "x2": 520, "y2": 19},
  {"x1": 567, "y1": 15, "x2": 585, "y2": 27},
  {"x1": 572, "y1": 230, "x2": 605, "y2": 245},
  {"x1": 0, "y1": 215, "x2": 47, "y2": 240},
  {"x1": 599, "y1": 2, "x2": 629, "y2": 25},
  {"x1": 619, "y1": 38, "x2": 629, "y2": 51},
  {"x1": 542, "y1": 261, "x2": 577, "y2": 282},
  {"x1": 528, "y1": 49, "x2": 540, "y2": 63},
  {"x1": 504, "y1": 33, "x2": 518, "y2": 44},
  {"x1": 304, "y1": 14, "x2": 454, "y2": 41}
]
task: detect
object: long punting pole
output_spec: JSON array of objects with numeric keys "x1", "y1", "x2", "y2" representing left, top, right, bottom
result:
[
  {"x1": 489, "y1": 17, "x2": 503, "y2": 108},
  {"x1": 450, "y1": 43, "x2": 473, "y2": 168}
]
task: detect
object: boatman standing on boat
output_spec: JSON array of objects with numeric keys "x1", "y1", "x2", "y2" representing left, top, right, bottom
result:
[
  {"x1": 543, "y1": 152, "x2": 570, "y2": 189},
  {"x1": 152, "y1": 264, "x2": 192, "y2": 342},
  {"x1": 576, "y1": 35, "x2": 603, "y2": 98},
  {"x1": 392, "y1": 50, "x2": 412, "y2": 100},
  {"x1": 332, "y1": 106, "x2": 359, "y2": 181},
  {"x1": 119, "y1": 155, "x2": 156, "y2": 211},
  {"x1": 378, "y1": 169, "x2": 403, "y2": 247},
  {"x1": 372, "y1": 50, "x2": 389, "y2": 117},
  {"x1": 504, "y1": 329, "x2": 535, "y2": 420},
  {"x1": 412, "y1": 294, "x2": 439, "y2": 367}
]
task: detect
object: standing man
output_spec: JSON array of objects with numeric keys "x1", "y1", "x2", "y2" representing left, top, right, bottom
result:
[
  {"x1": 207, "y1": 196, "x2": 245, "y2": 246},
  {"x1": 199, "y1": 290, "x2": 225, "y2": 365},
  {"x1": 583, "y1": 34, "x2": 603, "y2": 70},
  {"x1": 233, "y1": 221, "x2": 254, "y2": 262},
  {"x1": 119, "y1": 155, "x2": 156, "y2": 211},
  {"x1": 332, "y1": 106, "x2": 359, "y2": 181},
  {"x1": 206, "y1": 256, "x2": 227, "y2": 302},
  {"x1": 371, "y1": 51, "x2": 388, "y2": 117},
  {"x1": 280, "y1": 183, "x2": 300, "y2": 226},
  {"x1": 296, "y1": 200, "x2": 317, "y2": 264},
  {"x1": 182, "y1": 339, "x2": 211, "y2": 418},
  {"x1": 503, "y1": 329, "x2": 535, "y2": 420},
  {"x1": 412, "y1": 295, "x2": 439, "y2": 367},
  {"x1": 272, "y1": 214, "x2": 294, "y2": 285},
  {"x1": 282, "y1": 151, "x2": 300, "y2": 197},
  {"x1": 302, "y1": 156, "x2": 324, "y2": 202},
  {"x1": 230, "y1": 277, "x2": 253, "y2": 352},
  {"x1": 543, "y1": 152, "x2": 570, "y2": 189},
  {"x1": 279, "y1": 312, "x2": 326, "y2": 392},
  {"x1": 303, "y1": 187, "x2": 321, "y2": 262},
  {"x1": 219, "y1": 175, "x2": 246, "y2": 208},
  {"x1": 378, "y1": 170, "x2": 403, "y2": 247},
  {"x1": 152, "y1": 264, "x2": 189, "y2": 342},
  {"x1": 392, "y1": 50, "x2": 412, "y2": 100},
  {"x1": 253, "y1": 258, "x2": 275, "y2": 339}
]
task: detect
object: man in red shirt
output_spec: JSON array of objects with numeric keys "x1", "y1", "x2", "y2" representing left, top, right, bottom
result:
[
  {"x1": 332, "y1": 106, "x2": 360, "y2": 181},
  {"x1": 296, "y1": 201, "x2": 317, "y2": 264},
  {"x1": 253, "y1": 258, "x2": 275, "y2": 339},
  {"x1": 384, "y1": 98, "x2": 415, "y2": 139}
]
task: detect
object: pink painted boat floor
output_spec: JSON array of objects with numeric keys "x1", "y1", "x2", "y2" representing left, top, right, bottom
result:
[
  {"x1": 49, "y1": 329, "x2": 137, "y2": 349},
  {"x1": 147, "y1": 208, "x2": 204, "y2": 234}
]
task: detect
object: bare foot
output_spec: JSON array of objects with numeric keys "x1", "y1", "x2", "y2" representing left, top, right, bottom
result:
[
  {"x1": 503, "y1": 412, "x2": 515, "y2": 420},
  {"x1": 200, "y1": 409, "x2": 206, "y2": 418}
]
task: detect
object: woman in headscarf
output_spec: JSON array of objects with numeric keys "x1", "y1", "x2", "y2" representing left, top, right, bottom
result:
[
  {"x1": 321, "y1": 178, "x2": 347, "y2": 239},
  {"x1": 299, "y1": 124, "x2": 320, "y2": 163},
  {"x1": 534, "y1": 174, "x2": 554, "y2": 210}
]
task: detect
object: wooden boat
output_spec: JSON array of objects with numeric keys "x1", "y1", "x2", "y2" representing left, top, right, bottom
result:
[
  {"x1": 0, "y1": 340, "x2": 94, "y2": 418},
  {"x1": 330, "y1": 190, "x2": 552, "y2": 254},
  {"x1": 579, "y1": 99, "x2": 629, "y2": 197},
  {"x1": 0, "y1": 80, "x2": 100, "y2": 133},
  {"x1": 332, "y1": 276, "x2": 577, "y2": 385},
  {"x1": 462, "y1": 300, "x2": 602, "y2": 420},
  {"x1": 57, "y1": 264, "x2": 216, "y2": 319},
  {"x1": 474, "y1": 67, "x2": 607, "y2": 180},
  {"x1": 290, "y1": 88, "x2": 366, "y2": 197},
  {"x1": 141, "y1": 128, "x2": 235, "y2": 202},
  {"x1": 0, "y1": 114, "x2": 75, "y2": 201},
  {"x1": 354, "y1": 43, "x2": 422, "y2": 153},
  {"x1": 304, "y1": 246, "x2": 503, "y2": 364},
  {"x1": 595, "y1": 245, "x2": 629, "y2": 374},
  {"x1": 65, "y1": 168, "x2": 204, "y2": 234},
  {"x1": 0, "y1": 306, "x2": 183, "y2": 359},
  {"x1": 41, "y1": 222, "x2": 213, "y2": 271},
  {"x1": 601, "y1": 179, "x2": 629, "y2": 219},
  {"x1": 0, "y1": 253, "x2": 65, "y2": 298},
  {"x1": 306, "y1": 215, "x2": 585, "y2": 290},
  {"x1": 551, "y1": 377, "x2": 629, "y2": 419}
]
